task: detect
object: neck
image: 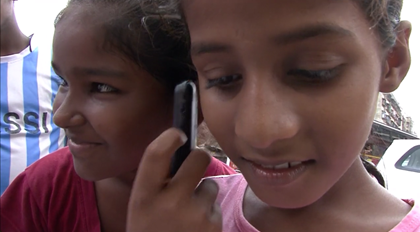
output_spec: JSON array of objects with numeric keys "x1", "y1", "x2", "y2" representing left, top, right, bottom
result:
[
  {"x1": 245, "y1": 158, "x2": 404, "y2": 231},
  {"x1": 1, "y1": 12, "x2": 30, "y2": 56},
  {"x1": 95, "y1": 171, "x2": 137, "y2": 212},
  {"x1": 94, "y1": 171, "x2": 137, "y2": 232}
]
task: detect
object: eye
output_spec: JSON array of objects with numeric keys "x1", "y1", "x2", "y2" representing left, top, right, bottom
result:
[
  {"x1": 205, "y1": 74, "x2": 242, "y2": 89},
  {"x1": 287, "y1": 66, "x2": 340, "y2": 82},
  {"x1": 58, "y1": 76, "x2": 68, "y2": 87},
  {"x1": 91, "y1": 83, "x2": 118, "y2": 93}
]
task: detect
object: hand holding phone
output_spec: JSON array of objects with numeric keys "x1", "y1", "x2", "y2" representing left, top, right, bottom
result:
[
  {"x1": 128, "y1": 82, "x2": 220, "y2": 232},
  {"x1": 128, "y1": 128, "x2": 221, "y2": 232}
]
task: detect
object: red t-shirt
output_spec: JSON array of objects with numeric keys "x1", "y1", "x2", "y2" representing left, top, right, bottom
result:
[{"x1": 0, "y1": 147, "x2": 236, "y2": 232}]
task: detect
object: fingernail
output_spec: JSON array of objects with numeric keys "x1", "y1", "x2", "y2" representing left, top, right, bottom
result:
[{"x1": 180, "y1": 132, "x2": 188, "y2": 144}]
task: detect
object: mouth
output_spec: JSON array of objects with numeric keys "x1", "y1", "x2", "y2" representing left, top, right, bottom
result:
[
  {"x1": 252, "y1": 160, "x2": 316, "y2": 170},
  {"x1": 243, "y1": 158, "x2": 316, "y2": 186},
  {"x1": 68, "y1": 139, "x2": 102, "y2": 156}
]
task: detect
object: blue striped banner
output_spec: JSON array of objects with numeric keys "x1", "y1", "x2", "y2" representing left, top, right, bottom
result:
[
  {"x1": 22, "y1": 49, "x2": 41, "y2": 167},
  {"x1": 49, "y1": 66, "x2": 61, "y2": 153},
  {"x1": 0, "y1": 63, "x2": 11, "y2": 195}
]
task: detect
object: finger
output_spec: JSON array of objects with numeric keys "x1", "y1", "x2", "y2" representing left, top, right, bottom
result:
[
  {"x1": 170, "y1": 149, "x2": 212, "y2": 196},
  {"x1": 194, "y1": 179, "x2": 219, "y2": 208},
  {"x1": 132, "y1": 128, "x2": 187, "y2": 199}
]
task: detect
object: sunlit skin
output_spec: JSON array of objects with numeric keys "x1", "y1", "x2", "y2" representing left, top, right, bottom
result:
[{"x1": 183, "y1": 0, "x2": 412, "y2": 230}]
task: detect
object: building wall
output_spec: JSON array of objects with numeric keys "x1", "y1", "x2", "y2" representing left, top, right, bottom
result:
[{"x1": 374, "y1": 93, "x2": 414, "y2": 134}]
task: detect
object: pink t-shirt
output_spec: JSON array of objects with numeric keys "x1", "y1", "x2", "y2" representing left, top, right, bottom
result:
[{"x1": 210, "y1": 174, "x2": 420, "y2": 232}]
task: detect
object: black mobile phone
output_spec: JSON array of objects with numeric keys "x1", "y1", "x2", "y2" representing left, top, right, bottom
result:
[{"x1": 170, "y1": 81, "x2": 198, "y2": 177}]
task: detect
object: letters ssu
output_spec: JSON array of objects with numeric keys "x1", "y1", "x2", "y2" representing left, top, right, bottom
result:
[{"x1": 3, "y1": 112, "x2": 50, "y2": 135}]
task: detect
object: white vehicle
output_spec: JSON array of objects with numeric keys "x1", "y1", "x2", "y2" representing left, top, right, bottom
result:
[{"x1": 377, "y1": 139, "x2": 420, "y2": 200}]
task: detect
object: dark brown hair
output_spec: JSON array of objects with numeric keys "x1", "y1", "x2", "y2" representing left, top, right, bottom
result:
[
  {"x1": 358, "y1": 0, "x2": 403, "y2": 48},
  {"x1": 54, "y1": 0, "x2": 196, "y2": 88},
  {"x1": 147, "y1": 0, "x2": 403, "y2": 50}
]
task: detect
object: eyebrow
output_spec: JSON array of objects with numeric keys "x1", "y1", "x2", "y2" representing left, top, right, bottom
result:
[
  {"x1": 272, "y1": 23, "x2": 355, "y2": 44},
  {"x1": 191, "y1": 43, "x2": 231, "y2": 57},
  {"x1": 51, "y1": 62, "x2": 126, "y2": 78},
  {"x1": 191, "y1": 23, "x2": 355, "y2": 56}
]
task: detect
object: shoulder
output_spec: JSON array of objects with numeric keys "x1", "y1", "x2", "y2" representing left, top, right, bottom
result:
[
  {"x1": 25, "y1": 146, "x2": 74, "y2": 179},
  {"x1": 391, "y1": 200, "x2": 420, "y2": 232},
  {"x1": 21, "y1": 147, "x2": 79, "y2": 198},
  {"x1": 205, "y1": 174, "x2": 246, "y2": 202},
  {"x1": 0, "y1": 147, "x2": 75, "y2": 231},
  {"x1": 206, "y1": 174, "x2": 246, "y2": 191},
  {"x1": 1, "y1": 147, "x2": 97, "y2": 231},
  {"x1": 206, "y1": 173, "x2": 245, "y2": 185},
  {"x1": 202, "y1": 174, "x2": 252, "y2": 232},
  {"x1": 204, "y1": 157, "x2": 237, "y2": 177}
]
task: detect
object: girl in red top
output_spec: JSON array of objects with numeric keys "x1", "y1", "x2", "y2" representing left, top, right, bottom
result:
[{"x1": 0, "y1": 1, "x2": 235, "y2": 232}]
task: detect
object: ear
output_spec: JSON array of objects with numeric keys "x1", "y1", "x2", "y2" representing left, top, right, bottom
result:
[{"x1": 380, "y1": 21, "x2": 412, "y2": 93}]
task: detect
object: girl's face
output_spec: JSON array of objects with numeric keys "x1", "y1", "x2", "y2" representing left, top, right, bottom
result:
[
  {"x1": 184, "y1": 0, "x2": 406, "y2": 208},
  {"x1": 52, "y1": 6, "x2": 173, "y2": 181}
]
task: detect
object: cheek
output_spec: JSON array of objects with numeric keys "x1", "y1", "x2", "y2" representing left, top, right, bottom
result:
[
  {"x1": 92, "y1": 116, "x2": 148, "y2": 173},
  {"x1": 312, "y1": 64, "x2": 380, "y2": 126},
  {"x1": 200, "y1": 92, "x2": 237, "y2": 151},
  {"x1": 97, "y1": 116, "x2": 143, "y2": 147},
  {"x1": 308, "y1": 75, "x2": 380, "y2": 165},
  {"x1": 99, "y1": 105, "x2": 172, "y2": 154}
]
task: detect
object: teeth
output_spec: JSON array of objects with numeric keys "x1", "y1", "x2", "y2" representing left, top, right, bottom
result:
[
  {"x1": 290, "y1": 161, "x2": 302, "y2": 167},
  {"x1": 274, "y1": 163, "x2": 289, "y2": 169},
  {"x1": 261, "y1": 164, "x2": 276, "y2": 168},
  {"x1": 260, "y1": 162, "x2": 302, "y2": 170}
]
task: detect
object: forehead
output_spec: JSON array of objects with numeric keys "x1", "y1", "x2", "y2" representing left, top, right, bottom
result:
[
  {"x1": 53, "y1": 6, "x2": 120, "y2": 68},
  {"x1": 57, "y1": 4, "x2": 103, "y2": 28},
  {"x1": 54, "y1": 4, "x2": 107, "y2": 52},
  {"x1": 183, "y1": 0, "x2": 374, "y2": 48}
]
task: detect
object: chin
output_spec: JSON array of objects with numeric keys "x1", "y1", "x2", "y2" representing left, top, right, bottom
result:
[
  {"x1": 73, "y1": 163, "x2": 108, "y2": 182},
  {"x1": 258, "y1": 190, "x2": 321, "y2": 209},
  {"x1": 248, "y1": 179, "x2": 326, "y2": 209}
]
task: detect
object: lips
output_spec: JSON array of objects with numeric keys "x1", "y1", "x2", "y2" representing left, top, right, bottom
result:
[
  {"x1": 68, "y1": 139, "x2": 102, "y2": 156},
  {"x1": 69, "y1": 138, "x2": 101, "y2": 145},
  {"x1": 244, "y1": 158, "x2": 315, "y2": 186}
]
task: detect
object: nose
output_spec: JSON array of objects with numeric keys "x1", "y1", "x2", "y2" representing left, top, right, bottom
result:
[
  {"x1": 52, "y1": 89, "x2": 86, "y2": 129},
  {"x1": 234, "y1": 79, "x2": 300, "y2": 149}
]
